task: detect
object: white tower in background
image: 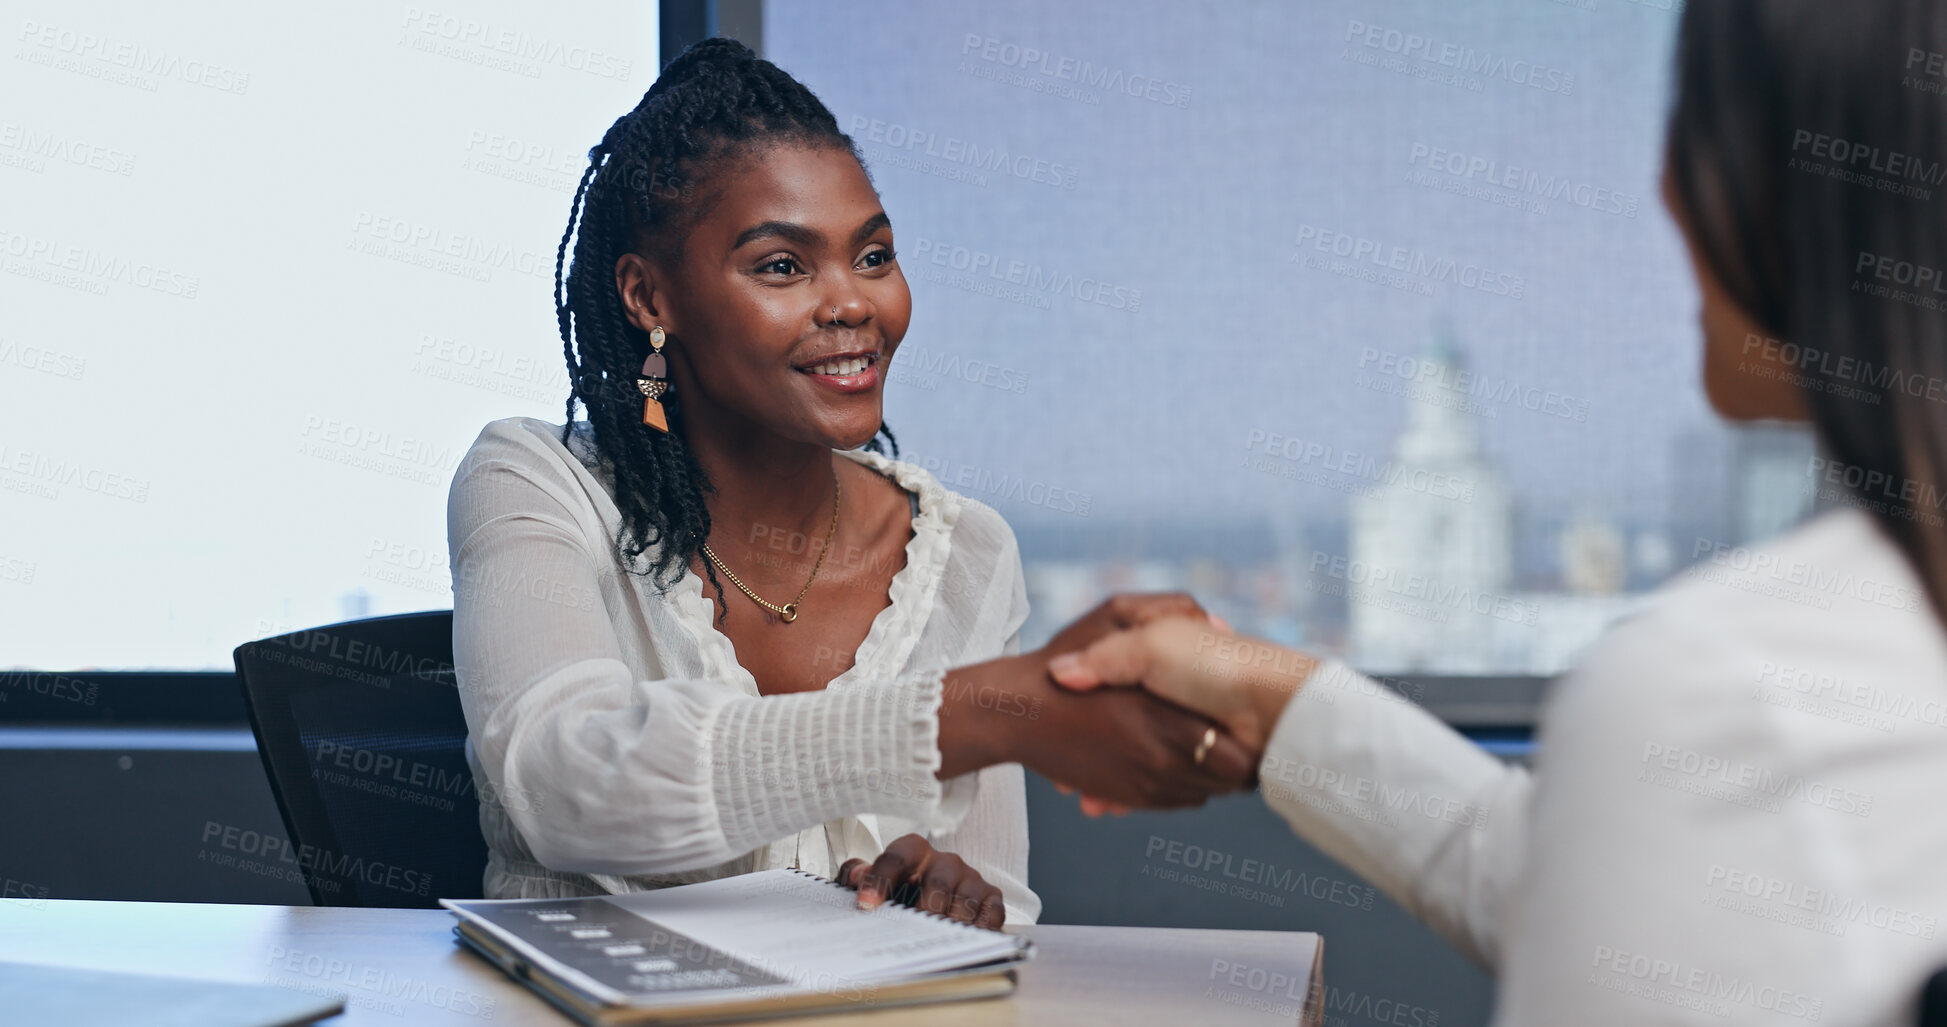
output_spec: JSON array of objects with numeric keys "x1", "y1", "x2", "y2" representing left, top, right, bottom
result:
[
  {"x1": 1347, "y1": 334, "x2": 1513, "y2": 672},
  {"x1": 1561, "y1": 516, "x2": 1628, "y2": 595}
]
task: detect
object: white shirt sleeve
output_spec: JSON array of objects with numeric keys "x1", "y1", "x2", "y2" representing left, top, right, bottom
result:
[
  {"x1": 1256, "y1": 659, "x2": 1531, "y2": 967},
  {"x1": 1259, "y1": 512, "x2": 1947, "y2": 1024},
  {"x1": 920, "y1": 531, "x2": 1041, "y2": 924},
  {"x1": 449, "y1": 451, "x2": 974, "y2": 878}
]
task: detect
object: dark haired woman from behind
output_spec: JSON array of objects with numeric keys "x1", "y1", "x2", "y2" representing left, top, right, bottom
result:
[
  {"x1": 1041, "y1": 1, "x2": 1947, "y2": 1019},
  {"x1": 445, "y1": 39, "x2": 1255, "y2": 927}
]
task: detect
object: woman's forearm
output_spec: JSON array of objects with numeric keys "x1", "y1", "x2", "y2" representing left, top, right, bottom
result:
[
  {"x1": 473, "y1": 668, "x2": 978, "y2": 876},
  {"x1": 1255, "y1": 659, "x2": 1529, "y2": 967},
  {"x1": 934, "y1": 655, "x2": 1034, "y2": 779}
]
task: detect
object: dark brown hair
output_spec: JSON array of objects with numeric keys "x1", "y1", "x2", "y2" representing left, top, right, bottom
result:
[{"x1": 1667, "y1": 0, "x2": 1947, "y2": 621}]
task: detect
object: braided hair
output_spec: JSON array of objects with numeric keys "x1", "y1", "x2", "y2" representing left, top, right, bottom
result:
[{"x1": 553, "y1": 38, "x2": 896, "y2": 607}]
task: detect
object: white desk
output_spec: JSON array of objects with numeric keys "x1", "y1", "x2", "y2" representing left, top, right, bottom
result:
[{"x1": 0, "y1": 899, "x2": 1321, "y2": 1025}]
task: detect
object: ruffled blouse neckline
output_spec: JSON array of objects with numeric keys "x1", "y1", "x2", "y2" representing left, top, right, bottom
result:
[{"x1": 662, "y1": 449, "x2": 962, "y2": 697}]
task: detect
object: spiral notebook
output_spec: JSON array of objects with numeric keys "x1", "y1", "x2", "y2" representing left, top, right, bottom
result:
[{"x1": 441, "y1": 869, "x2": 1031, "y2": 1025}]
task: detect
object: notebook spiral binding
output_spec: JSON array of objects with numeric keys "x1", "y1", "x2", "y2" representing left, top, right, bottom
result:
[{"x1": 784, "y1": 867, "x2": 997, "y2": 935}]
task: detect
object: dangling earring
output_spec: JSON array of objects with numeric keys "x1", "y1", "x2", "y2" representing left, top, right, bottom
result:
[{"x1": 636, "y1": 326, "x2": 670, "y2": 433}]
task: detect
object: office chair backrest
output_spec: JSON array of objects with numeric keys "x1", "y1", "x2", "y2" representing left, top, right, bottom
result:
[{"x1": 234, "y1": 611, "x2": 487, "y2": 908}]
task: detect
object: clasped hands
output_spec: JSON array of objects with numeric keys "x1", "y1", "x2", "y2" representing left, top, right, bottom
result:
[
  {"x1": 936, "y1": 592, "x2": 1317, "y2": 816},
  {"x1": 848, "y1": 594, "x2": 1319, "y2": 928}
]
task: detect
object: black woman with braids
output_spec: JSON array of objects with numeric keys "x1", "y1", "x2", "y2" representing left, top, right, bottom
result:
[{"x1": 446, "y1": 39, "x2": 1255, "y2": 928}]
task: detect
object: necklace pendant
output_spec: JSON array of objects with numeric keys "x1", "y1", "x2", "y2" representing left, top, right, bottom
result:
[{"x1": 700, "y1": 468, "x2": 837, "y2": 624}]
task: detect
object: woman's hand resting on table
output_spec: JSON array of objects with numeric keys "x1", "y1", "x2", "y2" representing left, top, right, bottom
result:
[{"x1": 838, "y1": 834, "x2": 1006, "y2": 929}]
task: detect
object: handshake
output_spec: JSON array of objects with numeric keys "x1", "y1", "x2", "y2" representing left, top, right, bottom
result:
[
  {"x1": 934, "y1": 593, "x2": 1320, "y2": 815},
  {"x1": 851, "y1": 593, "x2": 1325, "y2": 927}
]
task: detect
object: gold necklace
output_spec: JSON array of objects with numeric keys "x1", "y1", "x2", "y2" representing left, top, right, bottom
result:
[{"x1": 700, "y1": 469, "x2": 840, "y2": 624}]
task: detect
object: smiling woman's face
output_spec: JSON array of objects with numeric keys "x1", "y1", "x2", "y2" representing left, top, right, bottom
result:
[{"x1": 617, "y1": 143, "x2": 910, "y2": 451}]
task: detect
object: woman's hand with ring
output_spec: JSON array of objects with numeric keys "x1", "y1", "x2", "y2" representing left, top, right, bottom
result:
[{"x1": 1048, "y1": 617, "x2": 1317, "y2": 752}]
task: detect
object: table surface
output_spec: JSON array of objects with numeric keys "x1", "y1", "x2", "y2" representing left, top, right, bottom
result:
[{"x1": 0, "y1": 899, "x2": 1320, "y2": 1026}]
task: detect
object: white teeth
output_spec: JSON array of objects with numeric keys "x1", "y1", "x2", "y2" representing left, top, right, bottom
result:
[{"x1": 810, "y1": 356, "x2": 870, "y2": 376}]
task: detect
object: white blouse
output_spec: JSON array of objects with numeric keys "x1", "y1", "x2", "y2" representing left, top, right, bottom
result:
[
  {"x1": 446, "y1": 417, "x2": 1039, "y2": 923},
  {"x1": 1261, "y1": 507, "x2": 1947, "y2": 1024}
]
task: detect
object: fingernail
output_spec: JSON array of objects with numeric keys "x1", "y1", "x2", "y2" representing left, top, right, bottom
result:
[
  {"x1": 1210, "y1": 615, "x2": 1233, "y2": 633},
  {"x1": 857, "y1": 887, "x2": 880, "y2": 909},
  {"x1": 1048, "y1": 653, "x2": 1093, "y2": 686}
]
